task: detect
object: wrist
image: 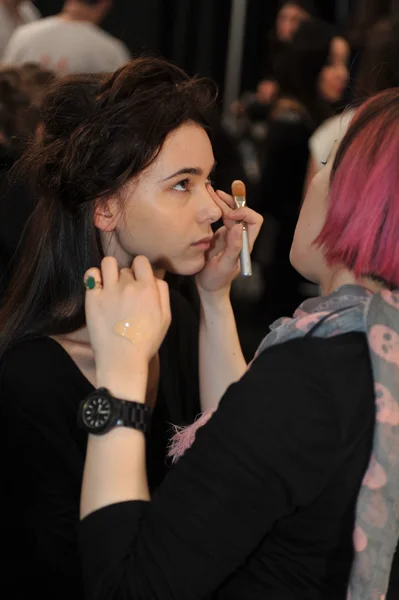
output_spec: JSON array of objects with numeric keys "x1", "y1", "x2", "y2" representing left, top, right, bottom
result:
[
  {"x1": 96, "y1": 361, "x2": 149, "y2": 403},
  {"x1": 196, "y1": 284, "x2": 231, "y2": 308}
]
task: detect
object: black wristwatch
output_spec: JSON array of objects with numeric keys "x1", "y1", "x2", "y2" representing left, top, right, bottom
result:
[{"x1": 78, "y1": 388, "x2": 151, "y2": 435}]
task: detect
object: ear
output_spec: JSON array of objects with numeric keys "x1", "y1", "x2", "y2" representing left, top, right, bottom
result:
[{"x1": 93, "y1": 198, "x2": 119, "y2": 232}]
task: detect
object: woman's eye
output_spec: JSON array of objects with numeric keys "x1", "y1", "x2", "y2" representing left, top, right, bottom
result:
[{"x1": 173, "y1": 179, "x2": 189, "y2": 192}]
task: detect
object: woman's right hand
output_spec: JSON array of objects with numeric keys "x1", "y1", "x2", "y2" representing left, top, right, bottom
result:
[{"x1": 84, "y1": 256, "x2": 171, "y2": 399}]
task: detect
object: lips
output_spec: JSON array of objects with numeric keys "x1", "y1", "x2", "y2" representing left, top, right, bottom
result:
[
  {"x1": 192, "y1": 236, "x2": 213, "y2": 245},
  {"x1": 191, "y1": 236, "x2": 213, "y2": 250}
]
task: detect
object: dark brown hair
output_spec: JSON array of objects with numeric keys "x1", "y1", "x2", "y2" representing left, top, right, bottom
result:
[{"x1": 0, "y1": 57, "x2": 215, "y2": 357}]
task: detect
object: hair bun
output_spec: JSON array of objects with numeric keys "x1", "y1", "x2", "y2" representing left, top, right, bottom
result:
[{"x1": 41, "y1": 74, "x2": 102, "y2": 141}]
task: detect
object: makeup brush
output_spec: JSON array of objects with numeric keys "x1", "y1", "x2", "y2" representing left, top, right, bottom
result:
[{"x1": 232, "y1": 180, "x2": 252, "y2": 277}]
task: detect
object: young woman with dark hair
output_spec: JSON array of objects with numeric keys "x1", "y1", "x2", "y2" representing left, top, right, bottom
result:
[{"x1": 0, "y1": 57, "x2": 262, "y2": 598}]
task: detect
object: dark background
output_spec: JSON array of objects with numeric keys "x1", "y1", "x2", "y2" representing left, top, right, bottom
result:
[{"x1": 35, "y1": 1, "x2": 345, "y2": 101}]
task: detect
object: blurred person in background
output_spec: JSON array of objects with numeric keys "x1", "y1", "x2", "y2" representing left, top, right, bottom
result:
[
  {"x1": 306, "y1": 17, "x2": 399, "y2": 192},
  {"x1": 260, "y1": 0, "x2": 319, "y2": 101},
  {"x1": 231, "y1": 0, "x2": 318, "y2": 130},
  {"x1": 0, "y1": 64, "x2": 55, "y2": 294},
  {"x1": 18, "y1": 61, "x2": 58, "y2": 103},
  {"x1": 2, "y1": 0, "x2": 130, "y2": 74},
  {"x1": 225, "y1": 0, "x2": 319, "y2": 223},
  {"x1": 347, "y1": 0, "x2": 399, "y2": 64},
  {"x1": 0, "y1": 64, "x2": 53, "y2": 169},
  {"x1": 0, "y1": 0, "x2": 40, "y2": 58},
  {"x1": 259, "y1": 18, "x2": 349, "y2": 319}
]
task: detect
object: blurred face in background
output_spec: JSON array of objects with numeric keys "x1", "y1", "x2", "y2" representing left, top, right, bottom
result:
[
  {"x1": 276, "y1": 3, "x2": 311, "y2": 42},
  {"x1": 318, "y1": 37, "x2": 350, "y2": 103}
]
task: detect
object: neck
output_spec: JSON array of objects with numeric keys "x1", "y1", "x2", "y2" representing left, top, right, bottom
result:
[
  {"x1": 60, "y1": 3, "x2": 100, "y2": 24},
  {"x1": 320, "y1": 266, "x2": 387, "y2": 297}
]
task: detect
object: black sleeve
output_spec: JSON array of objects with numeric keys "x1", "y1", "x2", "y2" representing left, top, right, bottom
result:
[{"x1": 79, "y1": 340, "x2": 341, "y2": 600}]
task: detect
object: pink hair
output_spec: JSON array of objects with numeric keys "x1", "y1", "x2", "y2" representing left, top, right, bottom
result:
[{"x1": 315, "y1": 89, "x2": 399, "y2": 286}]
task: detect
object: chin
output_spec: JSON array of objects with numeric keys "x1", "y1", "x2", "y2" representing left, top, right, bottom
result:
[{"x1": 165, "y1": 255, "x2": 206, "y2": 277}]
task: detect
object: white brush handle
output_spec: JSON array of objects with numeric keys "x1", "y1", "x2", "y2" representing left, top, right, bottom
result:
[{"x1": 240, "y1": 225, "x2": 252, "y2": 277}]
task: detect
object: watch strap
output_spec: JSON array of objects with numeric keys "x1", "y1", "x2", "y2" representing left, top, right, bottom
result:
[{"x1": 116, "y1": 397, "x2": 151, "y2": 434}]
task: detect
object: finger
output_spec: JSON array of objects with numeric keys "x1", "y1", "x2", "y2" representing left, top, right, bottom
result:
[
  {"x1": 84, "y1": 267, "x2": 103, "y2": 295},
  {"x1": 212, "y1": 191, "x2": 234, "y2": 219},
  {"x1": 216, "y1": 189, "x2": 236, "y2": 210},
  {"x1": 119, "y1": 267, "x2": 136, "y2": 284},
  {"x1": 207, "y1": 226, "x2": 227, "y2": 259},
  {"x1": 101, "y1": 256, "x2": 119, "y2": 287},
  {"x1": 156, "y1": 279, "x2": 172, "y2": 326},
  {"x1": 132, "y1": 255, "x2": 155, "y2": 283},
  {"x1": 226, "y1": 206, "x2": 264, "y2": 226},
  {"x1": 217, "y1": 224, "x2": 242, "y2": 272}
]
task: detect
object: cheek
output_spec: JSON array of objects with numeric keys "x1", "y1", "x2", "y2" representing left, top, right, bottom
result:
[
  {"x1": 290, "y1": 183, "x2": 329, "y2": 280},
  {"x1": 318, "y1": 69, "x2": 331, "y2": 95}
]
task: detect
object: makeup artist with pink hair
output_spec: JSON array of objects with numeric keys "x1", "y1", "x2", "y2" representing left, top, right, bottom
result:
[{"x1": 80, "y1": 90, "x2": 399, "y2": 599}]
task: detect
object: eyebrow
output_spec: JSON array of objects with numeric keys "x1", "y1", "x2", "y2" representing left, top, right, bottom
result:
[{"x1": 162, "y1": 161, "x2": 217, "y2": 182}]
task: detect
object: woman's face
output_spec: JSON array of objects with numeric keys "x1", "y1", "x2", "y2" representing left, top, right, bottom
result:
[
  {"x1": 276, "y1": 3, "x2": 311, "y2": 42},
  {"x1": 101, "y1": 123, "x2": 222, "y2": 275},
  {"x1": 318, "y1": 37, "x2": 350, "y2": 103},
  {"x1": 290, "y1": 143, "x2": 339, "y2": 283}
]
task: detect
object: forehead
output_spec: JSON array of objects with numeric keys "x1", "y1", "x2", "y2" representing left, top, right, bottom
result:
[
  {"x1": 280, "y1": 4, "x2": 309, "y2": 18},
  {"x1": 150, "y1": 123, "x2": 214, "y2": 175},
  {"x1": 330, "y1": 37, "x2": 349, "y2": 60}
]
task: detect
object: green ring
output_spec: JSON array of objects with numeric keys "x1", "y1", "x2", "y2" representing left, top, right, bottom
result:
[{"x1": 85, "y1": 276, "x2": 97, "y2": 290}]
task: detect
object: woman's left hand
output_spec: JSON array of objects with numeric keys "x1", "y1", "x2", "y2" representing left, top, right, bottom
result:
[{"x1": 196, "y1": 187, "x2": 263, "y2": 296}]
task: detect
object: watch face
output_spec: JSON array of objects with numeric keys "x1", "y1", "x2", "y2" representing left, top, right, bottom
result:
[{"x1": 81, "y1": 393, "x2": 114, "y2": 433}]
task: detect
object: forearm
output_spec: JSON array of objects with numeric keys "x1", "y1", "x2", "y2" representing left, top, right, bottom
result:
[
  {"x1": 80, "y1": 365, "x2": 150, "y2": 520},
  {"x1": 198, "y1": 291, "x2": 247, "y2": 412}
]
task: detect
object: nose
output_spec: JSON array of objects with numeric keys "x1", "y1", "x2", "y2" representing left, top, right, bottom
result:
[{"x1": 198, "y1": 186, "x2": 222, "y2": 225}]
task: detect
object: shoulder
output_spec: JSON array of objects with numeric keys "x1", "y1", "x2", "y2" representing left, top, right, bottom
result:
[
  {"x1": 310, "y1": 109, "x2": 356, "y2": 164},
  {"x1": 2, "y1": 336, "x2": 65, "y2": 373},
  {"x1": 21, "y1": 1, "x2": 41, "y2": 21},
  {"x1": 0, "y1": 337, "x2": 87, "y2": 417},
  {"x1": 88, "y1": 25, "x2": 130, "y2": 55},
  {"x1": 270, "y1": 98, "x2": 310, "y2": 125},
  {"x1": 214, "y1": 332, "x2": 373, "y2": 442},
  {"x1": 4, "y1": 18, "x2": 41, "y2": 48}
]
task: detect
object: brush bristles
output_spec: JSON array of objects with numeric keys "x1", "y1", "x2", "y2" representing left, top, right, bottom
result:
[{"x1": 232, "y1": 180, "x2": 246, "y2": 197}]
